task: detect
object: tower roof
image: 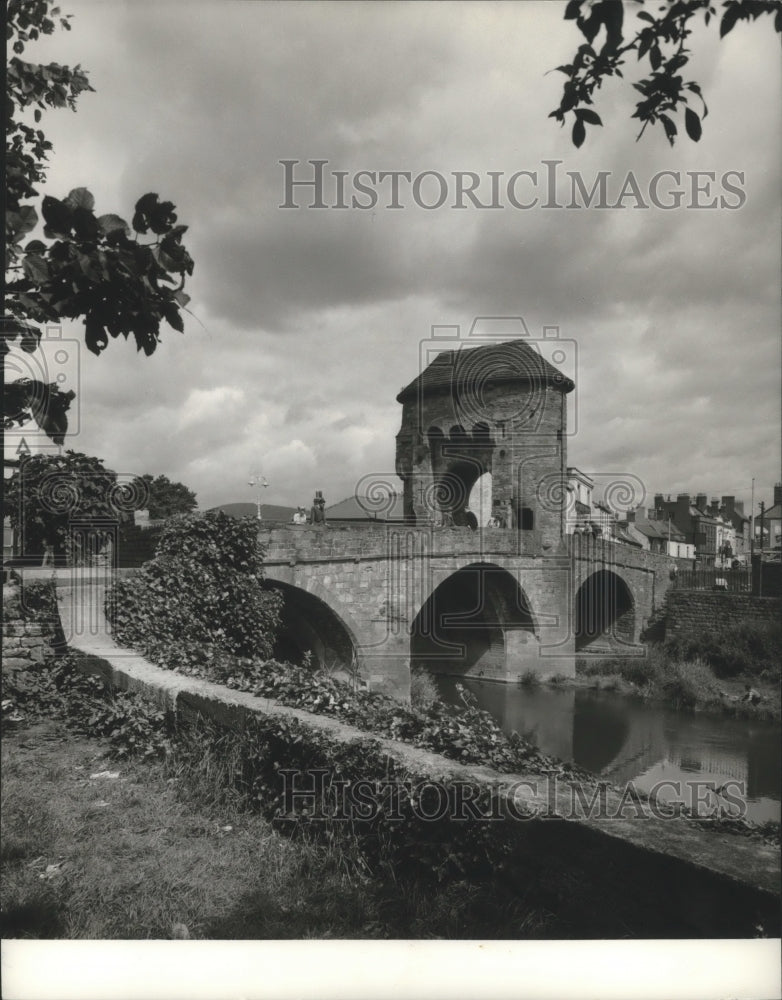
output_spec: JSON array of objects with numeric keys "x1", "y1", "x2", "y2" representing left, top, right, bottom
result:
[{"x1": 396, "y1": 338, "x2": 574, "y2": 403}]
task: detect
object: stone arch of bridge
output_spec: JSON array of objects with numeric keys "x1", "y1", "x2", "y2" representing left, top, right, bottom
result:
[
  {"x1": 263, "y1": 577, "x2": 360, "y2": 672},
  {"x1": 409, "y1": 561, "x2": 539, "y2": 680},
  {"x1": 574, "y1": 568, "x2": 636, "y2": 652}
]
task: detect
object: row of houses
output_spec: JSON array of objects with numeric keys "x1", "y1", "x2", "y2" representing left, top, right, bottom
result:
[{"x1": 565, "y1": 470, "x2": 782, "y2": 567}]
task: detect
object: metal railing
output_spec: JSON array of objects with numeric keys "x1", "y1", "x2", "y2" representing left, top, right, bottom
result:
[{"x1": 671, "y1": 566, "x2": 751, "y2": 593}]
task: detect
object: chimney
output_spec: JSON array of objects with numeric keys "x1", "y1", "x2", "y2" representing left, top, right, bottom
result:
[
  {"x1": 774, "y1": 483, "x2": 782, "y2": 507},
  {"x1": 695, "y1": 493, "x2": 707, "y2": 512},
  {"x1": 654, "y1": 493, "x2": 664, "y2": 509},
  {"x1": 708, "y1": 498, "x2": 720, "y2": 517},
  {"x1": 734, "y1": 499, "x2": 744, "y2": 516},
  {"x1": 676, "y1": 494, "x2": 690, "y2": 518},
  {"x1": 626, "y1": 509, "x2": 636, "y2": 523},
  {"x1": 722, "y1": 495, "x2": 735, "y2": 517}
]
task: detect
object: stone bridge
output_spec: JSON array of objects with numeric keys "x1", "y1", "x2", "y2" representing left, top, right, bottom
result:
[{"x1": 260, "y1": 524, "x2": 681, "y2": 699}]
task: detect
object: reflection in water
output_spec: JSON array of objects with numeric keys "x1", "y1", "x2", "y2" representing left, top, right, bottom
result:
[{"x1": 436, "y1": 677, "x2": 781, "y2": 823}]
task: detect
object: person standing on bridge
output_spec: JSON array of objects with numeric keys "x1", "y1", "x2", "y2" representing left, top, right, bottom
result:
[{"x1": 311, "y1": 491, "x2": 327, "y2": 526}]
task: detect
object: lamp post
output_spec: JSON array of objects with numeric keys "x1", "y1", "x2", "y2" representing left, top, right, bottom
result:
[{"x1": 248, "y1": 473, "x2": 268, "y2": 521}]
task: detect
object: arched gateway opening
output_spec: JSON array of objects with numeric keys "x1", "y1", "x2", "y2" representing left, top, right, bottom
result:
[
  {"x1": 575, "y1": 570, "x2": 635, "y2": 652},
  {"x1": 265, "y1": 581, "x2": 357, "y2": 671},
  {"x1": 410, "y1": 563, "x2": 537, "y2": 680}
]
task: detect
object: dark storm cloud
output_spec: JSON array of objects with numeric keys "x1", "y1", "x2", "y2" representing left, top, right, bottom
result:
[{"x1": 10, "y1": 1, "x2": 779, "y2": 511}]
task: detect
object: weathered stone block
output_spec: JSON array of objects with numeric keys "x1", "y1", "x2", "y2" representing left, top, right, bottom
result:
[{"x1": 2, "y1": 656, "x2": 31, "y2": 670}]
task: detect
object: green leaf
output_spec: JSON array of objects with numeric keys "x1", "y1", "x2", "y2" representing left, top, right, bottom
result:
[
  {"x1": 684, "y1": 107, "x2": 702, "y2": 142},
  {"x1": 98, "y1": 214, "x2": 130, "y2": 237},
  {"x1": 85, "y1": 313, "x2": 108, "y2": 355},
  {"x1": 165, "y1": 304, "x2": 184, "y2": 333},
  {"x1": 65, "y1": 187, "x2": 95, "y2": 211},
  {"x1": 7, "y1": 207, "x2": 39, "y2": 241},
  {"x1": 22, "y1": 254, "x2": 50, "y2": 283},
  {"x1": 72, "y1": 207, "x2": 100, "y2": 240},
  {"x1": 16, "y1": 322, "x2": 42, "y2": 353},
  {"x1": 720, "y1": 4, "x2": 740, "y2": 37},
  {"x1": 659, "y1": 114, "x2": 678, "y2": 146},
  {"x1": 577, "y1": 108, "x2": 602, "y2": 126},
  {"x1": 41, "y1": 195, "x2": 73, "y2": 237}
]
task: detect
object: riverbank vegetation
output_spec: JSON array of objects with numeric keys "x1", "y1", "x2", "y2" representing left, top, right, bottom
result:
[{"x1": 576, "y1": 621, "x2": 781, "y2": 721}]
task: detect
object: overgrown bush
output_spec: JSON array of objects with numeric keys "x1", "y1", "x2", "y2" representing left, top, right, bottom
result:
[
  {"x1": 115, "y1": 522, "x2": 164, "y2": 567},
  {"x1": 3, "y1": 579, "x2": 59, "y2": 623},
  {"x1": 664, "y1": 621, "x2": 782, "y2": 681},
  {"x1": 108, "y1": 511, "x2": 283, "y2": 667},
  {"x1": 410, "y1": 667, "x2": 439, "y2": 709},
  {"x1": 155, "y1": 647, "x2": 592, "y2": 779}
]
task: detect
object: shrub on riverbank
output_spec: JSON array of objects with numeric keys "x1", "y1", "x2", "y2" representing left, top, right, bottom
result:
[
  {"x1": 664, "y1": 621, "x2": 782, "y2": 682},
  {"x1": 576, "y1": 642, "x2": 779, "y2": 719}
]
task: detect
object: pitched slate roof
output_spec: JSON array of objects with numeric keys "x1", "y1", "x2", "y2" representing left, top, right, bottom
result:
[
  {"x1": 613, "y1": 526, "x2": 644, "y2": 548},
  {"x1": 632, "y1": 517, "x2": 687, "y2": 543},
  {"x1": 396, "y1": 339, "x2": 574, "y2": 403}
]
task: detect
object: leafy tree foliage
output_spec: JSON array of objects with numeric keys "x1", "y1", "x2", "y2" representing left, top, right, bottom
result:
[
  {"x1": 110, "y1": 511, "x2": 284, "y2": 663},
  {"x1": 551, "y1": 0, "x2": 781, "y2": 147},
  {"x1": 139, "y1": 473, "x2": 198, "y2": 520},
  {"x1": 4, "y1": 0, "x2": 194, "y2": 443},
  {"x1": 4, "y1": 450, "x2": 131, "y2": 562}
]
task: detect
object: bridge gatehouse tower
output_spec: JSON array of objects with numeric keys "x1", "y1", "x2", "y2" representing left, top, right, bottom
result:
[{"x1": 395, "y1": 336, "x2": 575, "y2": 548}]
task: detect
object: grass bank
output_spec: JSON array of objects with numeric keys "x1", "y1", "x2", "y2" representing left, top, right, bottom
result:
[
  {"x1": 0, "y1": 653, "x2": 569, "y2": 941},
  {"x1": 3, "y1": 717, "x2": 563, "y2": 940}
]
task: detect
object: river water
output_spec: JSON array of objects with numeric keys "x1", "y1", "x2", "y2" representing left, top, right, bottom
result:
[{"x1": 436, "y1": 677, "x2": 781, "y2": 824}]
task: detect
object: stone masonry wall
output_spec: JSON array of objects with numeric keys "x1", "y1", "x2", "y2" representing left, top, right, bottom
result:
[
  {"x1": 2, "y1": 619, "x2": 57, "y2": 673},
  {"x1": 664, "y1": 591, "x2": 782, "y2": 638}
]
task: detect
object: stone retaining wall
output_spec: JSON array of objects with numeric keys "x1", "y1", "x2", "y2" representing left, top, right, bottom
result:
[
  {"x1": 66, "y1": 638, "x2": 779, "y2": 936},
  {"x1": 2, "y1": 620, "x2": 57, "y2": 673},
  {"x1": 664, "y1": 591, "x2": 781, "y2": 637}
]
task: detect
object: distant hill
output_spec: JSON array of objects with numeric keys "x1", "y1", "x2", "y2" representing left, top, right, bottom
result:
[
  {"x1": 208, "y1": 501, "x2": 298, "y2": 523},
  {"x1": 326, "y1": 494, "x2": 405, "y2": 522}
]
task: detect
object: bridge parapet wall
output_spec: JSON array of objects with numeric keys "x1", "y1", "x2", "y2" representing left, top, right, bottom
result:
[
  {"x1": 567, "y1": 534, "x2": 685, "y2": 626},
  {"x1": 259, "y1": 525, "x2": 548, "y2": 565}
]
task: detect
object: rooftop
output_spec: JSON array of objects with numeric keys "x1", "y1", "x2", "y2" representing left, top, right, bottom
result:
[
  {"x1": 631, "y1": 518, "x2": 687, "y2": 543},
  {"x1": 397, "y1": 338, "x2": 575, "y2": 403}
]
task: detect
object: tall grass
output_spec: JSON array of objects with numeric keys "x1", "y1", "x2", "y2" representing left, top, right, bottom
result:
[
  {"x1": 664, "y1": 621, "x2": 781, "y2": 682},
  {"x1": 577, "y1": 646, "x2": 721, "y2": 711}
]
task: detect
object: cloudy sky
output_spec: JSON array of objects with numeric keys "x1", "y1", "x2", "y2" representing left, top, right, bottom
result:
[{"x1": 7, "y1": 0, "x2": 781, "y2": 514}]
